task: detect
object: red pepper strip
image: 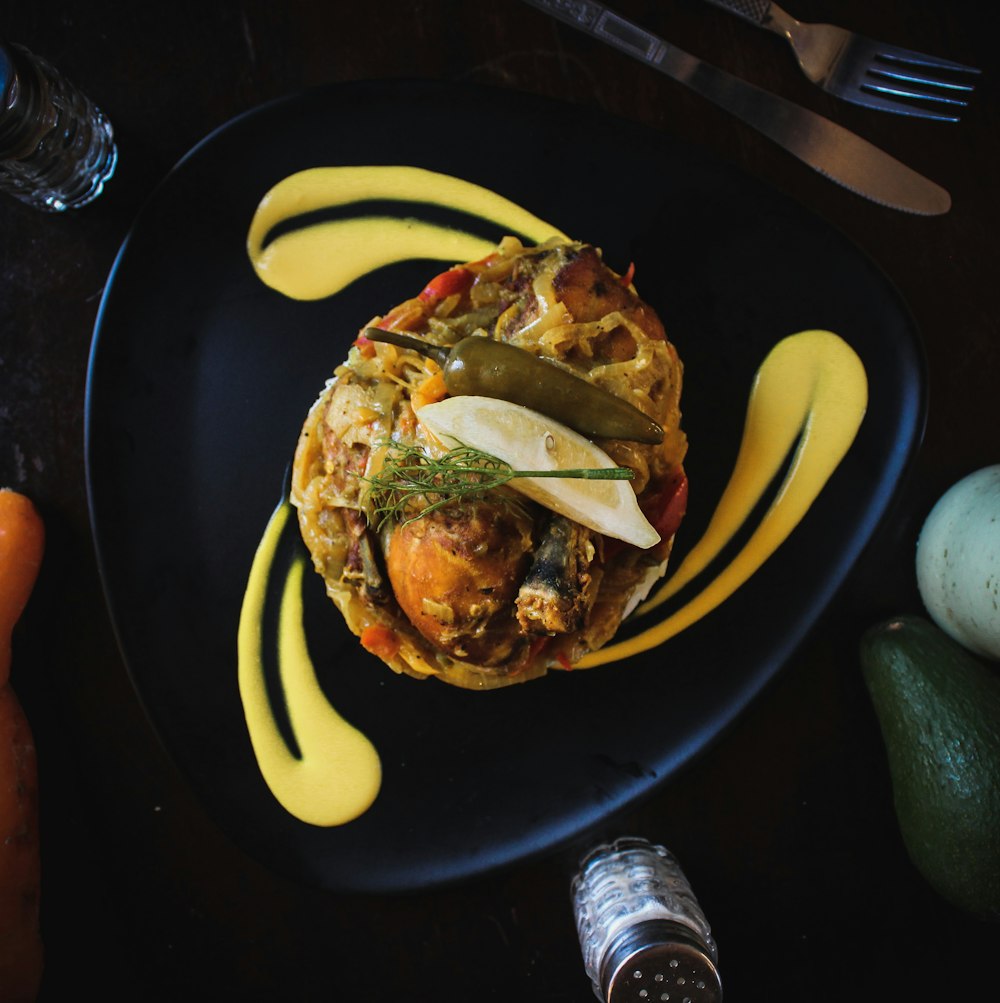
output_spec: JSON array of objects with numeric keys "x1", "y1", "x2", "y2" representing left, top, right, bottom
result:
[
  {"x1": 417, "y1": 266, "x2": 474, "y2": 304},
  {"x1": 352, "y1": 333, "x2": 376, "y2": 358},
  {"x1": 528, "y1": 635, "x2": 550, "y2": 661},
  {"x1": 620, "y1": 261, "x2": 636, "y2": 287},
  {"x1": 377, "y1": 298, "x2": 426, "y2": 332},
  {"x1": 603, "y1": 470, "x2": 688, "y2": 562},
  {"x1": 647, "y1": 470, "x2": 688, "y2": 543}
]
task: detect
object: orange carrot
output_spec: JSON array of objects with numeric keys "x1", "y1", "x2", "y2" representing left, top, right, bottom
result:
[
  {"x1": 0, "y1": 488, "x2": 45, "y2": 1002},
  {"x1": 360, "y1": 625, "x2": 400, "y2": 661},
  {"x1": 410, "y1": 371, "x2": 447, "y2": 411}
]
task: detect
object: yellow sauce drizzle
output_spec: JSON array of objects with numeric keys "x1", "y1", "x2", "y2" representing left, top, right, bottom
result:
[
  {"x1": 247, "y1": 165, "x2": 568, "y2": 300},
  {"x1": 237, "y1": 165, "x2": 868, "y2": 826},
  {"x1": 577, "y1": 329, "x2": 868, "y2": 667},
  {"x1": 238, "y1": 499, "x2": 381, "y2": 826}
]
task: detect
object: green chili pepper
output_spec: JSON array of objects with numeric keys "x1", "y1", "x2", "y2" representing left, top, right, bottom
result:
[{"x1": 363, "y1": 328, "x2": 664, "y2": 444}]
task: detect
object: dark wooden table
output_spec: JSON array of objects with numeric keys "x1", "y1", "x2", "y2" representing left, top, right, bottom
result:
[{"x1": 2, "y1": 2, "x2": 997, "y2": 999}]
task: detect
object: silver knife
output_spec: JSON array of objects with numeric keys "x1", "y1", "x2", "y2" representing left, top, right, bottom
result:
[{"x1": 521, "y1": 0, "x2": 950, "y2": 215}]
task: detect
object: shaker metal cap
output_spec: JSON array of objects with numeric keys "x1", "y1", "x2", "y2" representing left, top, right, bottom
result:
[
  {"x1": 571, "y1": 837, "x2": 723, "y2": 1003},
  {"x1": 602, "y1": 920, "x2": 722, "y2": 1003}
]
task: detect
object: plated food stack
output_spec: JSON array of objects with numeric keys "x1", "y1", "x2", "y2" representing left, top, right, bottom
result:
[{"x1": 291, "y1": 236, "x2": 687, "y2": 689}]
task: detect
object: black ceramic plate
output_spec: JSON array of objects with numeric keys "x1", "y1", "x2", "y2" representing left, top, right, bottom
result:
[{"x1": 85, "y1": 80, "x2": 924, "y2": 893}]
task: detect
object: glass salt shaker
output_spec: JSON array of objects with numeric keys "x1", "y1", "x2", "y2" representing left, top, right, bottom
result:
[
  {"x1": 571, "y1": 836, "x2": 723, "y2": 1002},
  {"x1": 0, "y1": 40, "x2": 117, "y2": 212}
]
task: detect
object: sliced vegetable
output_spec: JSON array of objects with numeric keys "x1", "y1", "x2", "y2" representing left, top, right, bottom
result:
[
  {"x1": 410, "y1": 371, "x2": 447, "y2": 411},
  {"x1": 644, "y1": 471, "x2": 689, "y2": 544},
  {"x1": 417, "y1": 266, "x2": 474, "y2": 304},
  {"x1": 360, "y1": 625, "x2": 401, "y2": 661}
]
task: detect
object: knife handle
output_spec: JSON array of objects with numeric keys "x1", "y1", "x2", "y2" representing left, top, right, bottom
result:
[{"x1": 702, "y1": 0, "x2": 773, "y2": 27}]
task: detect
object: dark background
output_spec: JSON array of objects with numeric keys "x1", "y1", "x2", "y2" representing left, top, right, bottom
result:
[{"x1": 2, "y1": 1, "x2": 997, "y2": 999}]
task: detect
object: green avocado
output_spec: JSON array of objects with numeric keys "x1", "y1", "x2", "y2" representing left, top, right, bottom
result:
[{"x1": 860, "y1": 615, "x2": 1000, "y2": 921}]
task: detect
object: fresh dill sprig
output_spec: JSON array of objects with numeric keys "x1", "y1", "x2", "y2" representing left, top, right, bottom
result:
[{"x1": 359, "y1": 440, "x2": 633, "y2": 529}]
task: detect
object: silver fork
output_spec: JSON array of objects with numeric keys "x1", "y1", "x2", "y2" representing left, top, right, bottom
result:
[{"x1": 703, "y1": 0, "x2": 980, "y2": 121}]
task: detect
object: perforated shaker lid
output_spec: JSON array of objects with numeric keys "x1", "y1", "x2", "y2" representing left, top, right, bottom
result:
[{"x1": 601, "y1": 920, "x2": 722, "y2": 1003}]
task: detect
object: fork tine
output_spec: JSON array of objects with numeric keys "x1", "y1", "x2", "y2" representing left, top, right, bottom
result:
[
  {"x1": 854, "y1": 45, "x2": 979, "y2": 121},
  {"x1": 873, "y1": 49, "x2": 981, "y2": 76},
  {"x1": 871, "y1": 67, "x2": 976, "y2": 97},
  {"x1": 874, "y1": 53, "x2": 980, "y2": 96},
  {"x1": 866, "y1": 71, "x2": 973, "y2": 105},
  {"x1": 851, "y1": 86, "x2": 964, "y2": 122}
]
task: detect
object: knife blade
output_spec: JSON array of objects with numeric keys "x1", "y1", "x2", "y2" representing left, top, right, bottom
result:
[{"x1": 521, "y1": 0, "x2": 951, "y2": 215}]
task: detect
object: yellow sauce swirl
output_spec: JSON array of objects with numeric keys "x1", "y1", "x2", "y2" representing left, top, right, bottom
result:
[
  {"x1": 247, "y1": 165, "x2": 568, "y2": 300},
  {"x1": 238, "y1": 499, "x2": 381, "y2": 826},
  {"x1": 578, "y1": 329, "x2": 868, "y2": 667},
  {"x1": 238, "y1": 166, "x2": 868, "y2": 826}
]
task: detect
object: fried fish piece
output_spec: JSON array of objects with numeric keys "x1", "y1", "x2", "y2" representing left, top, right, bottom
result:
[{"x1": 516, "y1": 515, "x2": 600, "y2": 636}]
